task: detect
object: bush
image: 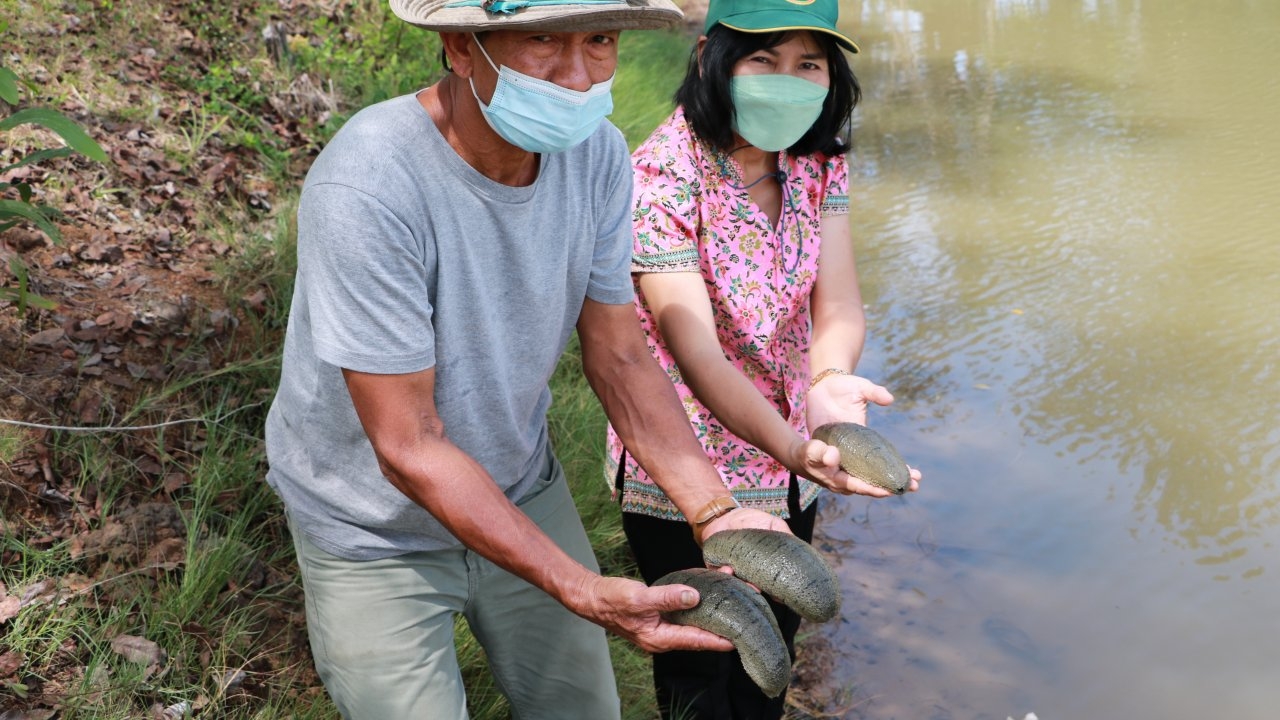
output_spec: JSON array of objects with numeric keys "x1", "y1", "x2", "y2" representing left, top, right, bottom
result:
[{"x1": 0, "y1": 26, "x2": 108, "y2": 313}]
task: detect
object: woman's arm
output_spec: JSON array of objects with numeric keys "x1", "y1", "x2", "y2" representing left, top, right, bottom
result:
[
  {"x1": 635, "y1": 271, "x2": 848, "y2": 489},
  {"x1": 806, "y1": 214, "x2": 894, "y2": 428},
  {"x1": 806, "y1": 216, "x2": 921, "y2": 493},
  {"x1": 808, "y1": 214, "x2": 868, "y2": 375},
  {"x1": 578, "y1": 298, "x2": 790, "y2": 538}
]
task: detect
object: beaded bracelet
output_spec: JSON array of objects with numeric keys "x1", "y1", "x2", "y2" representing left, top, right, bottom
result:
[{"x1": 808, "y1": 367, "x2": 850, "y2": 393}]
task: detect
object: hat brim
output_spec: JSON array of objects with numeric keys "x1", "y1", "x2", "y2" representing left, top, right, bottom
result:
[
  {"x1": 391, "y1": 0, "x2": 684, "y2": 32},
  {"x1": 719, "y1": 11, "x2": 859, "y2": 53}
]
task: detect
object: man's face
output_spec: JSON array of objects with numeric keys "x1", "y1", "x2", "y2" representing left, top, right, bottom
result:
[{"x1": 469, "y1": 30, "x2": 621, "y2": 99}]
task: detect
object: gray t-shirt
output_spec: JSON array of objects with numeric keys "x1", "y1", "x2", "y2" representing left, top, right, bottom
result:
[{"x1": 265, "y1": 93, "x2": 635, "y2": 560}]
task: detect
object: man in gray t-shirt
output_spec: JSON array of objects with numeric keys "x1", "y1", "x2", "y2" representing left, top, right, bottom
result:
[{"x1": 264, "y1": 0, "x2": 789, "y2": 717}]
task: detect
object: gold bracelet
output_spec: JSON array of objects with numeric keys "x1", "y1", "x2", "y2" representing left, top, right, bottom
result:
[
  {"x1": 808, "y1": 367, "x2": 850, "y2": 393},
  {"x1": 689, "y1": 495, "x2": 740, "y2": 543}
]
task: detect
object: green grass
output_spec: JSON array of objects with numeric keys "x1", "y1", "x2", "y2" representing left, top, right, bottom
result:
[
  {"x1": 0, "y1": 425, "x2": 26, "y2": 466},
  {"x1": 1, "y1": 1, "x2": 704, "y2": 715},
  {"x1": 3, "y1": 365, "x2": 324, "y2": 718},
  {"x1": 614, "y1": 30, "x2": 694, "y2": 149}
]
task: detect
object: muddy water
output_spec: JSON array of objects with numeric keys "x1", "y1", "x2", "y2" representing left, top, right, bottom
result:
[{"x1": 809, "y1": 1, "x2": 1280, "y2": 718}]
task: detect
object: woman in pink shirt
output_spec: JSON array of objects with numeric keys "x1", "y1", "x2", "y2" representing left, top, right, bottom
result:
[{"x1": 604, "y1": 0, "x2": 920, "y2": 716}]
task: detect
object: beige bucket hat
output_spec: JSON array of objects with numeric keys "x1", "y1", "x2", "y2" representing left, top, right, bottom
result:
[{"x1": 390, "y1": 0, "x2": 683, "y2": 32}]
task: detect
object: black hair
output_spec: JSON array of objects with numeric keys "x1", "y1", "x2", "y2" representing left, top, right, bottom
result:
[{"x1": 674, "y1": 26, "x2": 860, "y2": 157}]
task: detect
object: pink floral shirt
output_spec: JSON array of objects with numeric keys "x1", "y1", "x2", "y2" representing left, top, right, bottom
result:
[{"x1": 605, "y1": 107, "x2": 850, "y2": 520}]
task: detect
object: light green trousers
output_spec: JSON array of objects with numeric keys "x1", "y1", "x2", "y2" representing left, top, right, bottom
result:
[{"x1": 289, "y1": 449, "x2": 621, "y2": 720}]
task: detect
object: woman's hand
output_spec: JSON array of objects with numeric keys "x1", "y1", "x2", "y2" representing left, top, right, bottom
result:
[
  {"x1": 804, "y1": 374, "x2": 923, "y2": 494},
  {"x1": 805, "y1": 373, "x2": 894, "y2": 429},
  {"x1": 787, "y1": 436, "x2": 903, "y2": 497}
]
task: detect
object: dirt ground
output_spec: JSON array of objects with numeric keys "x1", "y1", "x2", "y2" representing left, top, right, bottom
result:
[{"x1": 1, "y1": 0, "x2": 329, "y2": 711}]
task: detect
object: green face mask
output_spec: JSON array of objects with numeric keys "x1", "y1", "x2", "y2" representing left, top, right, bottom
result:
[{"x1": 730, "y1": 74, "x2": 830, "y2": 152}]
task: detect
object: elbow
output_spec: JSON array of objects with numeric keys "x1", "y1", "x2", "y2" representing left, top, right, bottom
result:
[
  {"x1": 367, "y1": 418, "x2": 447, "y2": 496},
  {"x1": 583, "y1": 336, "x2": 651, "y2": 386},
  {"x1": 370, "y1": 441, "x2": 417, "y2": 496}
]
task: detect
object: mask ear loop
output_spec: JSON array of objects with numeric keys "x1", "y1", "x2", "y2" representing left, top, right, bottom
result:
[
  {"x1": 467, "y1": 33, "x2": 506, "y2": 107},
  {"x1": 467, "y1": 34, "x2": 500, "y2": 111},
  {"x1": 471, "y1": 33, "x2": 500, "y2": 74}
]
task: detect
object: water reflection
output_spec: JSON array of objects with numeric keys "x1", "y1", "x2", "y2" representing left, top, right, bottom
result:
[
  {"x1": 845, "y1": 0, "x2": 1280, "y2": 561},
  {"x1": 799, "y1": 2, "x2": 1280, "y2": 716}
]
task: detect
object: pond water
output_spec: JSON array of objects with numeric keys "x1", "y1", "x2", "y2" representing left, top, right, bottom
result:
[{"x1": 809, "y1": 1, "x2": 1280, "y2": 718}]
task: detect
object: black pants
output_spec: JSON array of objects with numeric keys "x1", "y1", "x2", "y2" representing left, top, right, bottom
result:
[{"x1": 620, "y1": 470, "x2": 817, "y2": 720}]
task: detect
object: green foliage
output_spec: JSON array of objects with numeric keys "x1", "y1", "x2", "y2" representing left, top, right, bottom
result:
[
  {"x1": 0, "y1": 107, "x2": 109, "y2": 162},
  {"x1": 613, "y1": 29, "x2": 694, "y2": 149},
  {"x1": 0, "y1": 423, "x2": 26, "y2": 463},
  {"x1": 190, "y1": 63, "x2": 271, "y2": 122},
  {"x1": 0, "y1": 74, "x2": 107, "y2": 245},
  {"x1": 288, "y1": 0, "x2": 445, "y2": 124},
  {"x1": 0, "y1": 60, "x2": 107, "y2": 312},
  {"x1": 5, "y1": 255, "x2": 57, "y2": 313},
  {"x1": 0, "y1": 58, "x2": 19, "y2": 101}
]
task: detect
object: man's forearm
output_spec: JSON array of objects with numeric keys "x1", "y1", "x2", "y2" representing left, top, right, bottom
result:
[
  {"x1": 377, "y1": 434, "x2": 599, "y2": 610},
  {"x1": 587, "y1": 346, "x2": 733, "y2": 518},
  {"x1": 343, "y1": 367, "x2": 600, "y2": 611}
]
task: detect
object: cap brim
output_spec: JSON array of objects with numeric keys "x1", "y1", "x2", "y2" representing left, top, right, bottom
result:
[
  {"x1": 391, "y1": 0, "x2": 684, "y2": 32},
  {"x1": 719, "y1": 11, "x2": 859, "y2": 53}
]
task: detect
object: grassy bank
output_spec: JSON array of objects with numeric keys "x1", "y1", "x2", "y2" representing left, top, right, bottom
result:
[{"x1": 1, "y1": 0, "x2": 697, "y2": 717}]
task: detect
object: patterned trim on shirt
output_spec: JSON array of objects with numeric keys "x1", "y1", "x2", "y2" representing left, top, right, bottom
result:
[
  {"x1": 630, "y1": 243, "x2": 700, "y2": 273},
  {"x1": 614, "y1": 471, "x2": 822, "y2": 521},
  {"x1": 821, "y1": 193, "x2": 849, "y2": 217}
]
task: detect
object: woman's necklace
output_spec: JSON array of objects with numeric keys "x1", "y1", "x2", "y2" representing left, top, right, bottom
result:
[{"x1": 714, "y1": 147, "x2": 802, "y2": 276}]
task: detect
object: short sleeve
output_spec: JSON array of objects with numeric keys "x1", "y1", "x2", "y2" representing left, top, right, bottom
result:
[
  {"x1": 585, "y1": 125, "x2": 640, "y2": 305},
  {"x1": 297, "y1": 181, "x2": 436, "y2": 374},
  {"x1": 630, "y1": 129, "x2": 702, "y2": 274},
  {"x1": 819, "y1": 152, "x2": 850, "y2": 218}
]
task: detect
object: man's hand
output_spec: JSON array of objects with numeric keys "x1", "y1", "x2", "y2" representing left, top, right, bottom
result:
[
  {"x1": 569, "y1": 509, "x2": 788, "y2": 652},
  {"x1": 570, "y1": 575, "x2": 735, "y2": 653}
]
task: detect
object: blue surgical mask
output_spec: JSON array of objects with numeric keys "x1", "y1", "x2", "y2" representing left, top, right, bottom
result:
[
  {"x1": 469, "y1": 34, "x2": 614, "y2": 154},
  {"x1": 730, "y1": 74, "x2": 829, "y2": 152}
]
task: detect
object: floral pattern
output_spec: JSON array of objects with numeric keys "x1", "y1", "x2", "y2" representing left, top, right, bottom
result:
[{"x1": 605, "y1": 107, "x2": 850, "y2": 520}]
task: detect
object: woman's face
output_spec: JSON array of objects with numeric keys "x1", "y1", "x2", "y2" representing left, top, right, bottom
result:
[{"x1": 730, "y1": 31, "x2": 831, "y2": 89}]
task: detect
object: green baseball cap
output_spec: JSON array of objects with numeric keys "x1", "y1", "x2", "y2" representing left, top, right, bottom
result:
[{"x1": 704, "y1": 0, "x2": 859, "y2": 54}]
